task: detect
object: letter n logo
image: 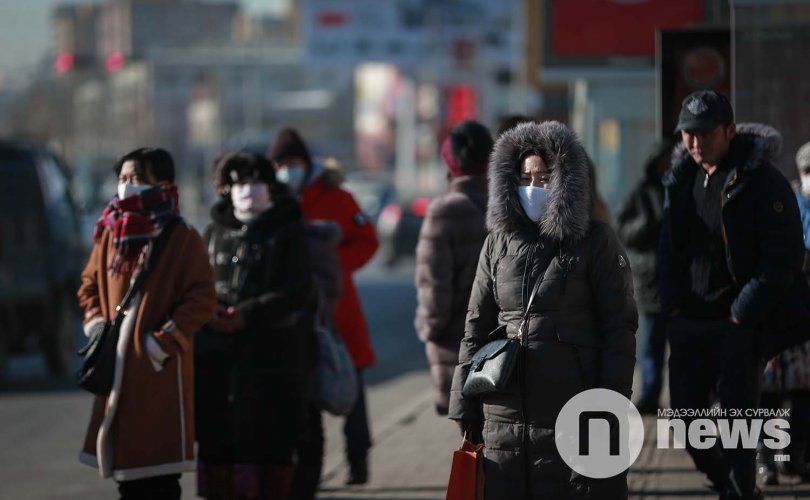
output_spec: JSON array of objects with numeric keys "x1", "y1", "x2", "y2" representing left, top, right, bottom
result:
[{"x1": 579, "y1": 411, "x2": 620, "y2": 456}]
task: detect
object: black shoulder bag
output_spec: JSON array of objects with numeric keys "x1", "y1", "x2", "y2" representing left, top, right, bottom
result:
[
  {"x1": 462, "y1": 244, "x2": 557, "y2": 397},
  {"x1": 76, "y1": 222, "x2": 177, "y2": 395}
]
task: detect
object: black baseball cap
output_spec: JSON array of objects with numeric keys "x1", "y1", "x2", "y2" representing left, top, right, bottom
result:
[{"x1": 674, "y1": 90, "x2": 734, "y2": 134}]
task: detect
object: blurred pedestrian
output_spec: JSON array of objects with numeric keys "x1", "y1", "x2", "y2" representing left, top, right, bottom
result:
[
  {"x1": 414, "y1": 120, "x2": 492, "y2": 416},
  {"x1": 195, "y1": 152, "x2": 313, "y2": 500},
  {"x1": 616, "y1": 141, "x2": 673, "y2": 414},
  {"x1": 287, "y1": 217, "x2": 344, "y2": 500},
  {"x1": 77, "y1": 148, "x2": 217, "y2": 500},
  {"x1": 660, "y1": 91, "x2": 808, "y2": 500},
  {"x1": 268, "y1": 128, "x2": 379, "y2": 486},
  {"x1": 449, "y1": 121, "x2": 638, "y2": 498},
  {"x1": 757, "y1": 140, "x2": 810, "y2": 485}
]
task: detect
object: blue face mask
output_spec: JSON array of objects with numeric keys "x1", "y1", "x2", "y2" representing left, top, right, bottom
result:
[
  {"x1": 518, "y1": 185, "x2": 551, "y2": 222},
  {"x1": 276, "y1": 166, "x2": 307, "y2": 192}
]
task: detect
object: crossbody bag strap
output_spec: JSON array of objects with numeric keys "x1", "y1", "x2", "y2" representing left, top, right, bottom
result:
[
  {"x1": 519, "y1": 242, "x2": 560, "y2": 337},
  {"x1": 111, "y1": 220, "x2": 179, "y2": 324}
]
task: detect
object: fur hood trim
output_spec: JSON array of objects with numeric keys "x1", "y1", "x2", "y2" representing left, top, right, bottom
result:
[
  {"x1": 487, "y1": 121, "x2": 591, "y2": 242},
  {"x1": 667, "y1": 123, "x2": 783, "y2": 186}
]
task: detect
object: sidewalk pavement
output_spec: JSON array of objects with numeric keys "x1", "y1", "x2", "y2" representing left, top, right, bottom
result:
[{"x1": 315, "y1": 370, "x2": 810, "y2": 500}]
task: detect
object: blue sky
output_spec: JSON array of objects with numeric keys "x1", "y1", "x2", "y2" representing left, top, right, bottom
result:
[{"x1": 0, "y1": 0, "x2": 287, "y2": 86}]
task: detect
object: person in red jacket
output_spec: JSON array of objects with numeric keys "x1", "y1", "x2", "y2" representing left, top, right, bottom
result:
[{"x1": 268, "y1": 128, "x2": 379, "y2": 492}]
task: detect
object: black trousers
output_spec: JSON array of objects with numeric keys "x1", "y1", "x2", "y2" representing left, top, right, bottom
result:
[
  {"x1": 290, "y1": 404, "x2": 325, "y2": 500},
  {"x1": 117, "y1": 474, "x2": 181, "y2": 500},
  {"x1": 667, "y1": 316, "x2": 762, "y2": 499}
]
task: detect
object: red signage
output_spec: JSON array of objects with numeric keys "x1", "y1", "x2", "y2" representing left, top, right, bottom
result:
[
  {"x1": 552, "y1": 0, "x2": 704, "y2": 57},
  {"x1": 55, "y1": 53, "x2": 74, "y2": 74},
  {"x1": 446, "y1": 85, "x2": 477, "y2": 128},
  {"x1": 659, "y1": 30, "x2": 731, "y2": 138}
]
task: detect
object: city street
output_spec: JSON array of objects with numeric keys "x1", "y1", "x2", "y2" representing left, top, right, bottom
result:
[{"x1": 3, "y1": 256, "x2": 810, "y2": 499}]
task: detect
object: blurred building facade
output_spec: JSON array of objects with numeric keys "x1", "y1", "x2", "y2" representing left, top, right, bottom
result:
[{"x1": 6, "y1": 0, "x2": 809, "y2": 229}]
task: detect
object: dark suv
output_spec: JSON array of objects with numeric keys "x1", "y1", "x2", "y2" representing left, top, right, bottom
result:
[{"x1": 0, "y1": 141, "x2": 83, "y2": 380}]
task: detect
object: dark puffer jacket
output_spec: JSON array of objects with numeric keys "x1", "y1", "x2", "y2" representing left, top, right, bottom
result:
[
  {"x1": 616, "y1": 147, "x2": 668, "y2": 313},
  {"x1": 195, "y1": 195, "x2": 313, "y2": 464},
  {"x1": 448, "y1": 121, "x2": 638, "y2": 499},
  {"x1": 660, "y1": 123, "x2": 810, "y2": 359},
  {"x1": 415, "y1": 175, "x2": 488, "y2": 415}
]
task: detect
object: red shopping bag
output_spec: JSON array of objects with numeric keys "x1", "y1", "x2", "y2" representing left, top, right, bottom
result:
[{"x1": 445, "y1": 437, "x2": 484, "y2": 500}]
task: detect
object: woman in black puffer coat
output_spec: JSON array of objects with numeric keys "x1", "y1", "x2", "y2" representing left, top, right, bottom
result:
[
  {"x1": 448, "y1": 121, "x2": 638, "y2": 499},
  {"x1": 195, "y1": 153, "x2": 313, "y2": 500}
]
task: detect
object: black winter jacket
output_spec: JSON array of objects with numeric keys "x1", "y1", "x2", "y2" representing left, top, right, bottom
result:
[
  {"x1": 448, "y1": 122, "x2": 638, "y2": 499},
  {"x1": 617, "y1": 171, "x2": 664, "y2": 313},
  {"x1": 195, "y1": 195, "x2": 313, "y2": 463},
  {"x1": 660, "y1": 123, "x2": 810, "y2": 358}
]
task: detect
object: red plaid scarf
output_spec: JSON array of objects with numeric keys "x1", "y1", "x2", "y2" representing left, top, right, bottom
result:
[{"x1": 94, "y1": 184, "x2": 180, "y2": 276}]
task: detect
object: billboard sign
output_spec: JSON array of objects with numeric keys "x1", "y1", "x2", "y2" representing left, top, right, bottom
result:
[
  {"x1": 302, "y1": 0, "x2": 520, "y2": 67},
  {"x1": 657, "y1": 30, "x2": 731, "y2": 138},
  {"x1": 542, "y1": 0, "x2": 705, "y2": 72}
]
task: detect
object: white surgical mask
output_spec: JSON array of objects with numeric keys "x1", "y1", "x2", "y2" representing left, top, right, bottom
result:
[
  {"x1": 230, "y1": 182, "x2": 271, "y2": 218},
  {"x1": 118, "y1": 182, "x2": 153, "y2": 200},
  {"x1": 276, "y1": 166, "x2": 307, "y2": 192},
  {"x1": 518, "y1": 185, "x2": 551, "y2": 223}
]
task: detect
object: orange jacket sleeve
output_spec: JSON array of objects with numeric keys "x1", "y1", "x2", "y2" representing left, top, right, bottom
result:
[
  {"x1": 77, "y1": 236, "x2": 105, "y2": 324},
  {"x1": 153, "y1": 227, "x2": 217, "y2": 355}
]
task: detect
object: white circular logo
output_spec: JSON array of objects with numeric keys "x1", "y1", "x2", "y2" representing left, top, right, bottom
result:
[{"x1": 554, "y1": 389, "x2": 645, "y2": 478}]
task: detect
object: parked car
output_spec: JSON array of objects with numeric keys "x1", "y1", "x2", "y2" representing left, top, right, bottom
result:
[
  {"x1": 342, "y1": 170, "x2": 396, "y2": 224},
  {"x1": 377, "y1": 196, "x2": 429, "y2": 267},
  {"x1": 0, "y1": 141, "x2": 83, "y2": 380}
]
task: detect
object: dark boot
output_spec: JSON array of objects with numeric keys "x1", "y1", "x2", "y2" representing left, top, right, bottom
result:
[
  {"x1": 346, "y1": 452, "x2": 368, "y2": 485},
  {"x1": 756, "y1": 444, "x2": 779, "y2": 486}
]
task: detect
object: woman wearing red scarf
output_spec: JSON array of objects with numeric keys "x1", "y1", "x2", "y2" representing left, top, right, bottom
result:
[{"x1": 77, "y1": 148, "x2": 217, "y2": 500}]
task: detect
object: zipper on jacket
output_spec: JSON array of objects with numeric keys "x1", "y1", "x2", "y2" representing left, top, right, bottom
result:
[
  {"x1": 720, "y1": 171, "x2": 740, "y2": 285},
  {"x1": 519, "y1": 241, "x2": 538, "y2": 499}
]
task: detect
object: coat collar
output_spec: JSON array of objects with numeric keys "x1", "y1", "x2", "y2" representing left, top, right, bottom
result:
[
  {"x1": 448, "y1": 174, "x2": 486, "y2": 193},
  {"x1": 664, "y1": 122, "x2": 783, "y2": 189},
  {"x1": 487, "y1": 121, "x2": 591, "y2": 242}
]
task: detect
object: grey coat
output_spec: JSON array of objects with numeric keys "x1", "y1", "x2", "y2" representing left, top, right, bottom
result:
[
  {"x1": 414, "y1": 175, "x2": 488, "y2": 414},
  {"x1": 448, "y1": 121, "x2": 638, "y2": 499}
]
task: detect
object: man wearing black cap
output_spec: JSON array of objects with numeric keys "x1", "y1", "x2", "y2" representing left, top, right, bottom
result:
[{"x1": 660, "y1": 90, "x2": 808, "y2": 499}]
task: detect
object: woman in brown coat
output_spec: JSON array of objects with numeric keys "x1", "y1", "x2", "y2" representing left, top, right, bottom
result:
[
  {"x1": 414, "y1": 120, "x2": 492, "y2": 415},
  {"x1": 77, "y1": 148, "x2": 217, "y2": 499}
]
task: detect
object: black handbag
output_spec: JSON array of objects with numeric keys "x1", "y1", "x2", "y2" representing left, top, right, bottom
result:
[
  {"x1": 462, "y1": 244, "x2": 556, "y2": 398},
  {"x1": 76, "y1": 222, "x2": 176, "y2": 395}
]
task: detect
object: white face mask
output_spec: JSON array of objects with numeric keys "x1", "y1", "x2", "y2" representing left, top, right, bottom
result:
[
  {"x1": 518, "y1": 185, "x2": 551, "y2": 223},
  {"x1": 230, "y1": 182, "x2": 271, "y2": 217},
  {"x1": 276, "y1": 166, "x2": 307, "y2": 192},
  {"x1": 118, "y1": 183, "x2": 153, "y2": 200}
]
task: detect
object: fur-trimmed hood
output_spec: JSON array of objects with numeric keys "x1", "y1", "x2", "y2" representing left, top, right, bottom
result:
[
  {"x1": 666, "y1": 122, "x2": 783, "y2": 187},
  {"x1": 487, "y1": 121, "x2": 591, "y2": 242}
]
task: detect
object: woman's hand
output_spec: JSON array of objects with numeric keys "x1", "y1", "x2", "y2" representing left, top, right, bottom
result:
[
  {"x1": 225, "y1": 307, "x2": 246, "y2": 331},
  {"x1": 210, "y1": 306, "x2": 243, "y2": 334},
  {"x1": 456, "y1": 419, "x2": 484, "y2": 445}
]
